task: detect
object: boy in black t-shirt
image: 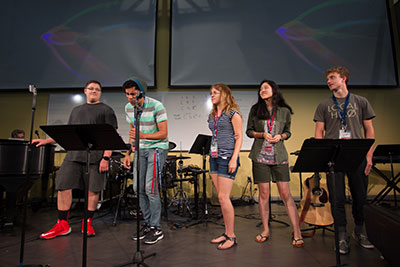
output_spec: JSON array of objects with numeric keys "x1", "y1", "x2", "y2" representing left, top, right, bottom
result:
[{"x1": 33, "y1": 80, "x2": 118, "y2": 239}]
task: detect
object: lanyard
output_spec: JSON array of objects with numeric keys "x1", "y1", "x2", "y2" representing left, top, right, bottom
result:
[
  {"x1": 332, "y1": 93, "x2": 350, "y2": 127},
  {"x1": 266, "y1": 109, "x2": 276, "y2": 134},
  {"x1": 213, "y1": 111, "x2": 224, "y2": 139}
]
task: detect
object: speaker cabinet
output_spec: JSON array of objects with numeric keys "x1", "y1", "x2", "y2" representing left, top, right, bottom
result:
[{"x1": 364, "y1": 204, "x2": 400, "y2": 266}]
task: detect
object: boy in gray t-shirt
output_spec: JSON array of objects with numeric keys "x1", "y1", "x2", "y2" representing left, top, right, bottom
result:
[{"x1": 314, "y1": 66, "x2": 375, "y2": 255}]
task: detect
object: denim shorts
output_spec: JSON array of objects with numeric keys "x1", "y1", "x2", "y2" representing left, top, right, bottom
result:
[{"x1": 209, "y1": 156, "x2": 240, "y2": 180}]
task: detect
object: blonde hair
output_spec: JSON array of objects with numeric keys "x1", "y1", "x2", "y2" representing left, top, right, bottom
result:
[{"x1": 210, "y1": 83, "x2": 240, "y2": 117}]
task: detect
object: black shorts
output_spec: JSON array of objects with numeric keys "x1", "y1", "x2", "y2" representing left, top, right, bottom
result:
[{"x1": 56, "y1": 160, "x2": 106, "y2": 192}]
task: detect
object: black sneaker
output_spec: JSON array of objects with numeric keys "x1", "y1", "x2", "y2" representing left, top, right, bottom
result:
[
  {"x1": 131, "y1": 224, "x2": 151, "y2": 240},
  {"x1": 143, "y1": 228, "x2": 164, "y2": 245},
  {"x1": 352, "y1": 232, "x2": 374, "y2": 249},
  {"x1": 338, "y1": 239, "x2": 350, "y2": 255}
]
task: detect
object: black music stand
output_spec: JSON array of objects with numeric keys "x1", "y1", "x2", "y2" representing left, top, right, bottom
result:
[
  {"x1": 371, "y1": 144, "x2": 400, "y2": 206},
  {"x1": 19, "y1": 85, "x2": 39, "y2": 267},
  {"x1": 185, "y1": 134, "x2": 214, "y2": 227},
  {"x1": 41, "y1": 124, "x2": 127, "y2": 267},
  {"x1": 292, "y1": 138, "x2": 374, "y2": 267}
]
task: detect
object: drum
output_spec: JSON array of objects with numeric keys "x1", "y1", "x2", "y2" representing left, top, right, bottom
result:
[
  {"x1": 108, "y1": 158, "x2": 130, "y2": 181},
  {"x1": 162, "y1": 159, "x2": 177, "y2": 189}
]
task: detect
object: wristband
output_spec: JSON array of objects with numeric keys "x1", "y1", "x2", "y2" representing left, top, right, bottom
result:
[{"x1": 102, "y1": 156, "x2": 110, "y2": 161}]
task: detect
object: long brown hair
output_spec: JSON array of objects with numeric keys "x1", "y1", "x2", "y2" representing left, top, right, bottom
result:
[{"x1": 210, "y1": 83, "x2": 240, "y2": 117}]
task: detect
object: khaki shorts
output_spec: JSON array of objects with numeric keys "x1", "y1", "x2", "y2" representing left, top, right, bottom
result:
[{"x1": 252, "y1": 161, "x2": 290, "y2": 184}]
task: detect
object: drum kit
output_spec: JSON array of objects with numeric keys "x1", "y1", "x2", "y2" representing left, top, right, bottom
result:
[
  {"x1": 106, "y1": 141, "x2": 207, "y2": 224},
  {"x1": 166, "y1": 153, "x2": 194, "y2": 217}
]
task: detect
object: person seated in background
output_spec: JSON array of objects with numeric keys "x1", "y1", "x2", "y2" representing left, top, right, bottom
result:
[{"x1": 11, "y1": 129, "x2": 25, "y2": 139}]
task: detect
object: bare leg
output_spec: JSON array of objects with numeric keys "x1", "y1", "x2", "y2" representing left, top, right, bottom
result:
[
  {"x1": 88, "y1": 191, "x2": 99, "y2": 211},
  {"x1": 276, "y1": 182, "x2": 303, "y2": 244},
  {"x1": 57, "y1": 189, "x2": 72, "y2": 211},
  {"x1": 210, "y1": 173, "x2": 219, "y2": 192},
  {"x1": 257, "y1": 182, "x2": 270, "y2": 239},
  {"x1": 217, "y1": 177, "x2": 235, "y2": 249},
  {"x1": 210, "y1": 173, "x2": 224, "y2": 243}
]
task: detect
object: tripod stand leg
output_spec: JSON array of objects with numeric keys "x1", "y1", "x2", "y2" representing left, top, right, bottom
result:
[
  {"x1": 117, "y1": 251, "x2": 156, "y2": 267},
  {"x1": 162, "y1": 187, "x2": 168, "y2": 220},
  {"x1": 113, "y1": 178, "x2": 127, "y2": 226},
  {"x1": 182, "y1": 191, "x2": 193, "y2": 218},
  {"x1": 168, "y1": 188, "x2": 180, "y2": 208}
]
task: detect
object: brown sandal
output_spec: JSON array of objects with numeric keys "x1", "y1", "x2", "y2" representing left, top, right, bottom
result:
[
  {"x1": 210, "y1": 233, "x2": 228, "y2": 244},
  {"x1": 255, "y1": 234, "x2": 269, "y2": 243},
  {"x1": 292, "y1": 238, "x2": 304, "y2": 248}
]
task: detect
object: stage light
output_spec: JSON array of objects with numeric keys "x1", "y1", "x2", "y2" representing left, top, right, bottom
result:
[{"x1": 72, "y1": 94, "x2": 84, "y2": 104}]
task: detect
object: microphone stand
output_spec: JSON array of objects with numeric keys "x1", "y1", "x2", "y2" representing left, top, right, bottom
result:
[
  {"x1": 19, "y1": 85, "x2": 45, "y2": 266},
  {"x1": 118, "y1": 94, "x2": 155, "y2": 267}
]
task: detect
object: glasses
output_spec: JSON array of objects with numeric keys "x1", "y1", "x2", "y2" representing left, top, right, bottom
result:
[
  {"x1": 210, "y1": 91, "x2": 221, "y2": 96},
  {"x1": 86, "y1": 87, "x2": 101, "y2": 91}
]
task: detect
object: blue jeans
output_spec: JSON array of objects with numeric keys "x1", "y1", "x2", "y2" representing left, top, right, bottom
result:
[{"x1": 133, "y1": 148, "x2": 168, "y2": 229}]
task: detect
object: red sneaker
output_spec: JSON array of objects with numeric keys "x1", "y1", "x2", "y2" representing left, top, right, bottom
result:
[
  {"x1": 81, "y1": 218, "x2": 96, "y2": 237},
  {"x1": 40, "y1": 219, "x2": 71, "y2": 240}
]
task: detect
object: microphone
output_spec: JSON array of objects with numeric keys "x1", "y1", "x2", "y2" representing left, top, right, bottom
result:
[
  {"x1": 136, "y1": 91, "x2": 143, "y2": 100},
  {"x1": 29, "y1": 84, "x2": 37, "y2": 110},
  {"x1": 28, "y1": 84, "x2": 37, "y2": 95},
  {"x1": 35, "y1": 130, "x2": 40, "y2": 139}
]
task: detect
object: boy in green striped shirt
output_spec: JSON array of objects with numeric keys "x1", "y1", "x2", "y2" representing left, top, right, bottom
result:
[{"x1": 123, "y1": 78, "x2": 168, "y2": 245}]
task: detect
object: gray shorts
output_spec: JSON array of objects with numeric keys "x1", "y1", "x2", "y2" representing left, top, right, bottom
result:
[
  {"x1": 252, "y1": 161, "x2": 290, "y2": 184},
  {"x1": 56, "y1": 160, "x2": 106, "y2": 192}
]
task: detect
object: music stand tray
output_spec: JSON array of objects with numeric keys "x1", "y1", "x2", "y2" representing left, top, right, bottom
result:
[
  {"x1": 41, "y1": 124, "x2": 126, "y2": 151},
  {"x1": 189, "y1": 134, "x2": 211, "y2": 155},
  {"x1": 41, "y1": 124, "x2": 126, "y2": 267},
  {"x1": 292, "y1": 138, "x2": 374, "y2": 266},
  {"x1": 292, "y1": 138, "x2": 374, "y2": 173}
]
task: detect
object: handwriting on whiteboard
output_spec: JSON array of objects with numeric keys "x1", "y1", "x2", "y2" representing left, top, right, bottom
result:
[{"x1": 172, "y1": 95, "x2": 204, "y2": 120}]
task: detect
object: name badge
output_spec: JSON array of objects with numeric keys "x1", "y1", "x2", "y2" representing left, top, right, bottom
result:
[
  {"x1": 264, "y1": 145, "x2": 273, "y2": 153},
  {"x1": 339, "y1": 129, "x2": 351, "y2": 139},
  {"x1": 211, "y1": 141, "x2": 218, "y2": 158}
]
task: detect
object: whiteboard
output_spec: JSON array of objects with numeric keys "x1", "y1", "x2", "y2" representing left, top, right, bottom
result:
[{"x1": 47, "y1": 91, "x2": 257, "y2": 150}]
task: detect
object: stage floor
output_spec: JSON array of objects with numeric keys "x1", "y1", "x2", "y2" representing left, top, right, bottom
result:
[{"x1": 0, "y1": 202, "x2": 389, "y2": 267}]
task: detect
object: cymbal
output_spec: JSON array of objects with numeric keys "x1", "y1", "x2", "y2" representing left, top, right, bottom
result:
[
  {"x1": 166, "y1": 155, "x2": 191, "y2": 160},
  {"x1": 169, "y1": 141, "x2": 177, "y2": 151}
]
